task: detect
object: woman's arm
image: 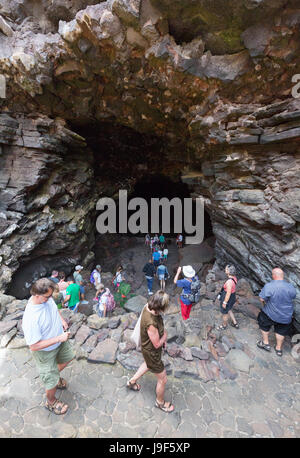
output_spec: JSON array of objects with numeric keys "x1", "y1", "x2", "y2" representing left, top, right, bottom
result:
[
  {"x1": 147, "y1": 325, "x2": 167, "y2": 349},
  {"x1": 173, "y1": 266, "x2": 181, "y2": 284}
]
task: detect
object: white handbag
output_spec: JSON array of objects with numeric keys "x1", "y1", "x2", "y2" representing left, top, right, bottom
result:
[{"x1": 130, "y1": 305, "x2": 146, "y2": 349}]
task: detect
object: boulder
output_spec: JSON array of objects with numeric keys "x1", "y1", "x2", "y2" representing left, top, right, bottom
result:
[
  {"x1": 225, "y1": 349, "x2": 254, "y2": 373},
  {"x1": 0, "y1": 320, "x2": 17, "y2": 336},
  {"x1": 87, "y1": 314, "x2": 108, "y2": 330},
  {"x1": 88, "y1": 338, "x2": 118, "y2": 364},
  {"x1": 123, "y1": 295, "x2": 147, "y2": 314}
]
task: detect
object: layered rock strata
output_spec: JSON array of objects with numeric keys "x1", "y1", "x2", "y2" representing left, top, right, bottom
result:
[{"x1": 0, "y1": 0, "x2": 299, "y2": 323}]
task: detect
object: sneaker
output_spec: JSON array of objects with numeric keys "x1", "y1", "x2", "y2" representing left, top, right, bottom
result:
[{"x1": 148, "y1": 292, "x2": 153, "y2": 295}]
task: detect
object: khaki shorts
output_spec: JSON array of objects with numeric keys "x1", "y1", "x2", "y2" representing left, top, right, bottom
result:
[{"x1": 31, "y1": 341, "x2": 75, "y2": 390}]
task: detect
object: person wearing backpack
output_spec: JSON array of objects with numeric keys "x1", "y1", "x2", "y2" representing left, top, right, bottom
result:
[
  {"x1": 95, "y1": 284, "x2": 116, "y2": 317},
  {"x1": 174, "y1": 265, "x2": 200, "y2": 320},
  {"x1": 90, "y1": 265, "x2": 102, "y2": 291},
  {"x1": 216, "y1": 264, "x2": 239, "y2": 330}
]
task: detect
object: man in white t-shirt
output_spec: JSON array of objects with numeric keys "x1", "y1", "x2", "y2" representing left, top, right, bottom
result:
[{"x1": 22, "y1": 278, "x2": 75, "y2": 415}]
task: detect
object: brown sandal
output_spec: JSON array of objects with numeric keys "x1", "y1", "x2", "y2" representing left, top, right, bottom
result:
[
  {"x1": 126, "y1": 380, "x2": 141, "y2": 391},
  {"x1": 45, "y1": 399, "x2": 68, "y2": 415},
  {"x1": 155, "y1": 399, "x2": 174, "y2": 413},
  {"x1": 56, "y1": 377, "x2": 67, "y2": 389}
]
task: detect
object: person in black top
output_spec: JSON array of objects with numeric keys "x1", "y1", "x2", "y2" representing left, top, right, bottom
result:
[{"x1": 143, "y1": 259, "x2": 156, "y2": 296}]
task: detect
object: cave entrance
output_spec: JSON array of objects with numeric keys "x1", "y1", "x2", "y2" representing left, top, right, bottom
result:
[{"x1": 94, "y1": 171, "x2": 215, "y2": 274}]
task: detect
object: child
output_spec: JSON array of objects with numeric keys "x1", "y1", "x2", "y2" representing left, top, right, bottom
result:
[{"x1": 95, "y1": 284, "x2": 107, "y2": 318}]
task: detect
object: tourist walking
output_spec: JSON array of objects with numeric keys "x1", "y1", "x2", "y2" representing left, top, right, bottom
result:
[
  {"x1": 174, "y1": 265, "x2": 200, "y2": 321},
  {"x1": 62, "y1": 277, "x2": 80, "y2": 312},
  {"x1": 216, "y1": 265, "x2": 239, "y2": 331},
  {"x1": 126, "y1": 291, "x2": 174, "y2": 413},
  {"x1": 52, "y1": 285, "x2": 64, "y2": 310},
  {"x1": 113, "y1": 265, "x2": 124, "y2": 289},
  {"x1": 142, "y1": 259, "x2": 156, "y2": 295},
  {"x1": 73, "y1": 265, "x2": 85, "y2": 300},
  {"x1": 22, "y1": 278, "x2": 74, "y2": 415},
  {"x1": 49, "y1": 270, "x2": 59, "y2": 284},
  {"x1": 152, "y1": 250, "x2": 161, "y2": 269},
  {"x1": 90, "y1": 265, "x2": 102, "y2": 291},
  {"x1": 257, "y1": 267, "x2": 296, "y2": 356},
  {"x1": 58, "y1": 271, "x2": 68, "y2": 295},
  {"x1": 157, "y1": 261, "x2": 169, "y2": 291},
  {"x1": 145, "y1": 233, "x2": 150, "y2": 247},
  {"x1": 163, "y1": 247, "x2": 168, "y2": 261},
  {"x1": 159, "y1": 233, "x2": 165, "y2": 248},
  {"x1": 94, "y1": 284, "x2": 116, "y2": 317}
]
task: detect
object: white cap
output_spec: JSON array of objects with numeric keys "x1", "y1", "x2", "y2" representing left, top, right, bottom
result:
[
  {"x1": 182, "y1": 265, "x2": 195, "y2": 278},
  {"x1": 75, "y1": 265, "x2": 83, "y2": 271}
]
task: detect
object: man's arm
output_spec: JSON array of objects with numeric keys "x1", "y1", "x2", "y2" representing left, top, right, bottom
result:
[
  {"x1": 62, "y1": 294, "x2": 70, "y2": 307},
  {"x1": 29, "y1": 332, "x2": 70, "y2": 351}
]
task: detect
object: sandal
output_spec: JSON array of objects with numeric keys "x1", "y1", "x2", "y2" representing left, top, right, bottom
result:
[
  {"x1": 257, "y1": 340, "x2": 271, "y2": 352},
  {"x1": 126, "y1": 380, "x2": 141, "y2": 391},
  {"x1": 155, "y1": 399, "x2": 174, "y2": 413},
  {"x1": 216, "y1": 325, "x2": 227, "y2": 331},
  {"x1": 274, "y1": 346, "x2": 282, "y2": 357},
  {"x1": 231, "y1": 322, "x2": 239, "y2": 329},
  {"x1": 56, "y1": 377, "x2": 67, "y2": 390},
  {"x1": 45, "y1": 399, "x2": 68, "y2": 415}
]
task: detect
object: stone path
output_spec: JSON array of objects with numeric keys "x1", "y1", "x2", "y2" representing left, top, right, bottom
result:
[{"x1": 0, "y1": 312, "x2": 299, "y2": 438}]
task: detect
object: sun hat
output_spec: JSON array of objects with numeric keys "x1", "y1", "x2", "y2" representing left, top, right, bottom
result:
[
  {"x1": 182, "y1": 265, "x2": 195, "y2": 278},
  {"x1": 75, "y1": 265, "x2": 83, "y2": 271}
]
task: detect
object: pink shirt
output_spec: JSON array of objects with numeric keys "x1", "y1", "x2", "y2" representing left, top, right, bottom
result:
[
  {"x1": 223, "y1": 276, "x2": 237, "y2": 293},
  {"x1": 58, "y1": 280, "x2": 69, "y2": 291}
]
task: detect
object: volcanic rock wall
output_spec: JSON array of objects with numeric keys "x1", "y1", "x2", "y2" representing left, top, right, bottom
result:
[{"x1": 0, "y1": 0, "x2": 299, "y2": 324}]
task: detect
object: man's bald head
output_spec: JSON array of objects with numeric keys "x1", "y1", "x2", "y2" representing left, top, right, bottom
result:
[{"x1": 272, "y1": 268, "x2": 284, "y2": 280}]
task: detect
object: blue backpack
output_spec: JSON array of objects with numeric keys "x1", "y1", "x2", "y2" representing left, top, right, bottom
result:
[{"x1": 90, "y1": 269, "x2": 97, "y2": 284}]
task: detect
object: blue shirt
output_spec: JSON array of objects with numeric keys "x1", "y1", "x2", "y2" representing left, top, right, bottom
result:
[
  {"x1": 153, "y1": 252, "x2": 161, "y2": 261},
  {"x1": 177, "y1": 277, "x2": 198, "y2": 305},
  {"x1": 157, "y1": 265, "x2": 168, "y2": 276},
  {"x1": 259, "y1": 280, "x2": 296, "y2": 324}
]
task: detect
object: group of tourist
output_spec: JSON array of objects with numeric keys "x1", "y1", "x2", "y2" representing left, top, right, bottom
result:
[
  {"x1": 143, "y1": 233, "x2": 173, "y2": 295},
  {"x1": 21, "y1": 231, "x2": 297, "y2": 417}
]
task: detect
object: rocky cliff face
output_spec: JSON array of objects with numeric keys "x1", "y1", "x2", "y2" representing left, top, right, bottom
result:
[{"x1": 0, "y1": 0, "x2": 299, "y2": 325}]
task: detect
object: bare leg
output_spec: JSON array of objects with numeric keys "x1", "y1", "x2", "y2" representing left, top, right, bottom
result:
[
  {"x1": 223, "y1": 313, "x2": 229, "y2": 327},
  {"x1": 130, "y1": 361, "x2": 148, "y2": 384},
  {"x1": 155, "y1": 370, "x2": 174, "y2": 412},
  {"x1": 57, "y1": 358, "x2": 73, "y2": 373},
  {"x1": 275, "y1": 333, "x2": 284, "y2": 351},
  {"x1": 228, "y1": 310, "x2": 237, "y2": 325},
  {"x1": 261, "y1": 330, "x2": 270, "y2": 345},
  {"x1": 155, "y1": 369, "x2": 168, "y2": 404}
]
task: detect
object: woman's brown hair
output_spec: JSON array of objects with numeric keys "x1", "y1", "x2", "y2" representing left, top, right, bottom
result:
[{"x1": 148, "y1": 290, "x2": 169, "y2": 313}]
